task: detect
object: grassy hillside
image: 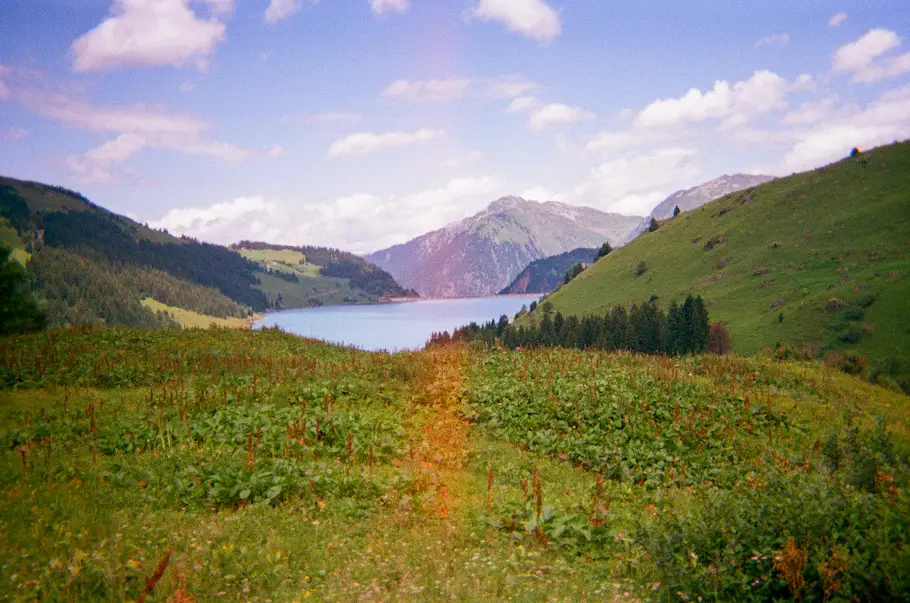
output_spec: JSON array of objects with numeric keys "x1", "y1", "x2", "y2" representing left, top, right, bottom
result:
[
  {"x1": 543, "y1": 142, "x2": 910, "y2": 367},
  {"x1": 1, "y1": 330, "x2": 907, "y2": 600},
  {"x1": 140, "y1": 298, "x2": 254, "y2": 329},
  {"x1": 233, "y1": 241, "x2": 416, "y2": 307}
]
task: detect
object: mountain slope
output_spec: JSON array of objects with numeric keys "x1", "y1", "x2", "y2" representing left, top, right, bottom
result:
[
  {"x1": 623, "y1": 174, "x2": 775, "y2": 244},
  {"x1": 0, "y1": 176, "x2": 412, "y2": 328},
  {"x1": 499, "y1": 247, "x2": 597, "y2": 294},
  {"x1": 230, "y1": 241, "x2": 416, "y2": 308},
  {"x1": 366, "y1": 197, "x2": 640, "y2": 297},
  {"x1": 540, "y1": 142, "x2": 910, "y2": 371}
]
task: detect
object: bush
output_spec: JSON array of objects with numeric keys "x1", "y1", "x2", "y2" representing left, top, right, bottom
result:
[
  {"x1": 635, "y1": 261, "x2": 647, "y2": 276},
  {"x1": 707, "y1": 321, "x2": 733, "y2": 354},
  {"x1": 637, "y1": 422, "x2": 909, "y2": 602}
]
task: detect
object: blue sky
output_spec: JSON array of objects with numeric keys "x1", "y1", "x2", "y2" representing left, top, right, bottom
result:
[{"x1": 1, "y1": 0, "x2": 909, "y2": 253}]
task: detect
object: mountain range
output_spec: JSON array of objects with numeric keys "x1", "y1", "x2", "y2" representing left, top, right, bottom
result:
[{"x1": 366, "y1": 197, "x2": 640, "y2": 297}]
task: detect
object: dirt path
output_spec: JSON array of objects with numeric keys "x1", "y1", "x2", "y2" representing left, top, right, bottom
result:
[{"x1": 323, "y1": 345, "x2": 477, "y2": 601}]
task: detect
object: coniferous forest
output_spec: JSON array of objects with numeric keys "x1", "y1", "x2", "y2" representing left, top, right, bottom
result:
[{"x1": 433, "y1": 295, "x2": 713, "y2": 355}]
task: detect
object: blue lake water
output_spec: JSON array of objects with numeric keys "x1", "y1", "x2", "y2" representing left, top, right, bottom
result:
[{"x1": 254, "y1": 295, "x2": 541, "y2": 351}]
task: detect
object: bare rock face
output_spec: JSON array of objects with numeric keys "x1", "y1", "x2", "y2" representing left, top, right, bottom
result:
[{"x1": 365, "y1": 197, "x2": 640, "y2": 298}]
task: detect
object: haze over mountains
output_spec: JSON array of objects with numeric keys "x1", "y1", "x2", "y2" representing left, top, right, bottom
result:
[{"x1": 365, "y1": 197, "x2": 640, "y2": 297}]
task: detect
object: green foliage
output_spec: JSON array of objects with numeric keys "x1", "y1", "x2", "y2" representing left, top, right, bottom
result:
[
  {"x1": 635, "y1": 261, "x2": 647, "y2": 276},
  {"x1": 446, "y1": 296, "x2": 710, "y2": 356},
  {"x1": 543, "y1": 142, "x2": 910, "y2": 362},
  {"x1": 465, "y1": 348, "x2": 784, "y2": 488},
  {"x1": 563, "y1": 262, "x2": 585, "y2": 285},
  {"x1": 0, "y1": 185, "x2": 30, "y2": 233},
  {"x1": 597, "y1": 242, "x2": 612, "y2": 259},
  {"x1": 40, "y1": 211, "x2": 268, "y2": 310},
  {"x1": 0, "y1": 245, "x2": 45, "y2": 334},
  {"x1": 637, "y1": 420, "x2": 908, "y2": 602}
]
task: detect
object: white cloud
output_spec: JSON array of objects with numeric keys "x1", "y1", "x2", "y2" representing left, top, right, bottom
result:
[
  {"x1": 149, "y1": 176, "x2": 505, "y2": 252},
  {"x1": 383, "y1": 77, "x2": 472, "y2": 101},
  {"x1": 832, "y1": 29, "x2": 910, "y2": 83},
  {"x1": 829, "y1": 12, "x2": 847, "y2": 27},
  {"x1": 754, "y1": 34, "x2": 790, "y2": 48},
  {"x1": 327, "y1": 128, "x2": 443, "y2": 158},
  {"x1": 506, "y1": 95, "x2": 539, "y2": 113},
  {"x1": 371, "y1": 0, "x2": 409, "y2": 15},
  {"x1": 635, "y1": 70, "x2": 810, "y2": 129},
  {"x1": 574, "y1": 148, "x2": 700, "y2": 215},
  {"x1": 519, "y1": 185, "x2": 558, "y2": 201},
  {"x1": 527, "y1": 103, "x2": 594, "y2": 130},
  {"x1": 783, "y1": 85, "x2": 910, "y2": 171},
  {"x1": 471, "y1": 0, "x2": 561, "y2": 42},
  {"x1": 780, "y1": 95, "x2": 840, "y2": 125},
  {"x1": 485, "y1": 74, "x2": 540, "y2": 98},
  {"x1": 71, "y1": 0, "x2": 226, "y2": 71},
  {"x1": 440, "y1": 150, "x2": 483, "y2": 169},
  {"x1": 265, "y1": 0, "x2": 301, "y2": 24}
]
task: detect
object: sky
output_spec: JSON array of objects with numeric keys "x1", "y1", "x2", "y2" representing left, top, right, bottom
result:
[{"x1": 1, "y1": 0, "x2": 909, "y2": 254}]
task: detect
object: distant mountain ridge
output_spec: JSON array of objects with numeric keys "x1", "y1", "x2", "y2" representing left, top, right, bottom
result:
[
  {"x1": 366, "y1": 196, "x2": 640, "y2": 297},
  {"x1": 623, "y1": 174, "x2": 775, "y2": 244},
  {"x1": 499, "y1": 247, "x2": 598, "y2": 294}
]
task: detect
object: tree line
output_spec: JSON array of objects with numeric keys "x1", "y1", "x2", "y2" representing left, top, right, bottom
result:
[
  {"x1": 431, "y1": 296, "x2": 721, "y2": 355},
  {"x1": 41, "y1": 210, "x2": 269, "y2": 310}
]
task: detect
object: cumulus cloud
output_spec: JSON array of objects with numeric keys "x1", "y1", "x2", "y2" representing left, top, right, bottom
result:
[
  {"x1": 829, "y1": 12, "x2": 847, "y2": 27},
  {"x1": 471, "y1": 0, "x2": 561, "y2": 42},
  {"x1": 783, "y1": 85, "x2": 910, "y2": 171},
  {"x1": 265, "y1": 0, "x2": 301, "y2": 24},
  {"x1": 485, "y1": 74, "x2": 541, "y2": 98},
  {"x1": 754, "y1": 34, "x2": 790, "y2": 48},
  {"x1": 527, "y1": 103, "x2": 594, "y2": 130},
  {"x1": 71, "y1": 0, "x2": 226, "y2": 71},
  {"x1": 635, "y1": 70, "x2": 812, "y2": 129},
  {"x1": 506, "y1": 95, "x2": 539, "y2": 113},
  {"x1": 149, "y1": 176, "x2": 505, "y2": 252},
  {"x1": 574, "y1": 148, "x2": 701, "y2": 216},
  {"x1": 440, "y1": 150, "x2": 483, "y2": 169},
  {"x1": 383, "y1": 78, "x2": 472, "y2": 101},
  {"x1": 506, "y1": 96, "x2": 594, "y2": 130},
  {"x1": 780, "y1": 95, "x2": 841, "y2": 125},
  {"x1": 832, "y1": 29, "x2": 910, "y2": 83},
  {"x1": 371, "y1": 0, "x2": 409, "y2": 15},
  {"x1": 327, "y1": 128, "x2": 443, "y2": 158}
]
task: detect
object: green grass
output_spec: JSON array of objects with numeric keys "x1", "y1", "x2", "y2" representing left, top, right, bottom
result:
[
  {"x1": 0, "y1": 221, "x2": 29, "y2": 265},
  {"x1": 240, "y1": 249, "x2": 379, "y2": 308},
  {"x1": 140, "y1": 298, "x2": 253, "y2": 330},
  {"x1": 542, "y1": 142, "x2": 910, "y2": 361},
  {"x1": 1, "y1": 329, "x2": 907, "y2": 601}
]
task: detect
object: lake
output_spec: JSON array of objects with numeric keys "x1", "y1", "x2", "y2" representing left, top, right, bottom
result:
[{"x1": 254, "y1": 295, "x2": 541, "y2": 351}]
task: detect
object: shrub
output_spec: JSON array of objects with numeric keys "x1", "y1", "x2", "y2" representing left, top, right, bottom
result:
[
  {"x1": 707, "y1": 321, "x2": 733, "y2": 354},
  {"x1": 635, "y1": 261, "x2": 647, "y2": 276}
]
